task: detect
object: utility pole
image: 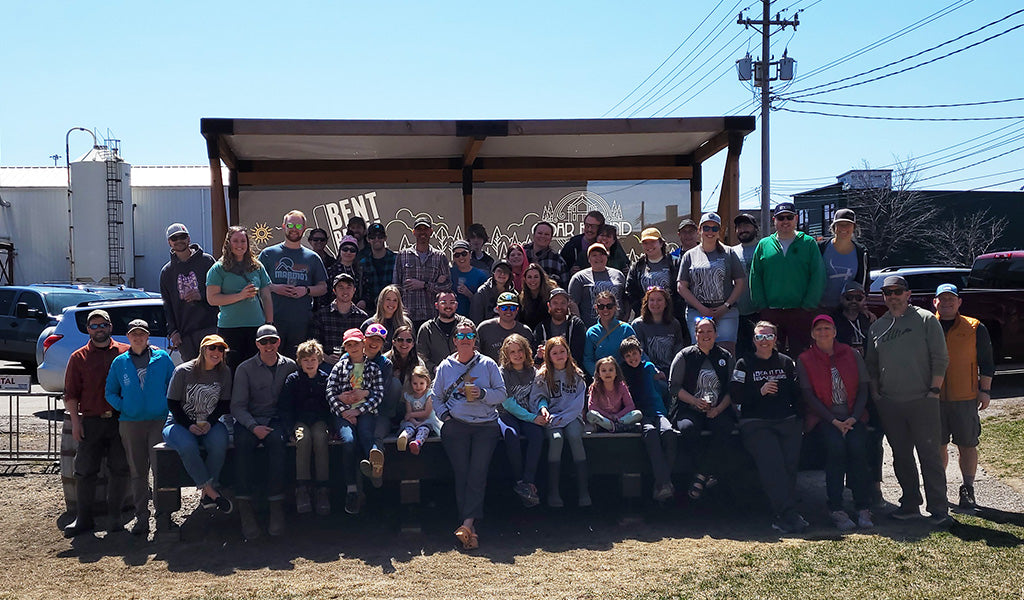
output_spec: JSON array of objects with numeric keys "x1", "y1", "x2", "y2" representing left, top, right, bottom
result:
[{"x1": 737, "y1": 2, "x2": 799, "y2": 233}]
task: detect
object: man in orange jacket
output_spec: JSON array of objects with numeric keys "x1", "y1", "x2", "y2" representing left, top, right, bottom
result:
[{"x1": 934, "y1": 284, "x2": 995, "y2": 510}]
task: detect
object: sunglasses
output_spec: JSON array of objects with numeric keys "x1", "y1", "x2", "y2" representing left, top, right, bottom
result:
[
  {"x1": 882, "y1": 288, "x2": 907, "y2": 296},
  {"x1": 87, "y1": 323, "x2": 111, "y2": 330},
  {"x1": 394, "y1": 337, "x2": 414, "y2": 343},
  {"x1": 367, "y1": 233, "x2": 385, "y2": 239},
  {"x1": 754, "y1": 333, "x2": 776, "y2": 341},
  {"x1": 775, "y1": 214, "x2": 796, "y2": 221},
  {"x1": 453, "y1": 251, "x2": 469, "y2": 258},
  {"x1": 596, "y1": 303, "x2": 616, "y2": 310},
  {"x1": 702, "y1": 225, "x2": 720, "y2": 232},
  {"x1": 257, "y1": 338, "x2": 279, "y2": 345},
  {"x1": 285, "y1": 223, "x2": 305, "y2": 230},
  {"x1": 169, "y1": 233, "x2": 188, "y2": 242},
  {"x1": 843, "y1": 294, "x2": 865, "y2": 301},
  {"x1": 206, "y1": 346, "x2": 227, "y2": 353},
  {"x1": 309, "y1": 237, "x2": 327, "y2": 243},
  {"x1": 454, "y1": 332, "x2": 477, "y2": 340},
  {"x1": 498, "y1": 305, "x2": 518, "y2": 312},
  {"x1": 340, "y1": 246, "x2": 357, "y2": 253}
]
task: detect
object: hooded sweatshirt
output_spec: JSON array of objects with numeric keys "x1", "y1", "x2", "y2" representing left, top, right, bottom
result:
[
  {"x1": 866, "y1": 305, "x2": 949, "y2": 402},
  {"x1": 432, "y1": 352, "x2": 505, "y2": 424},
  {"x1": 159, "y1": 244, "x2": 219, "y2": 337},
  {"x1": 531, "y1": 367, "x2": 587, "y2": 428}
]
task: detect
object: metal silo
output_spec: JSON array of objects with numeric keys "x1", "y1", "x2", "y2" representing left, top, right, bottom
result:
[{"x1": 68, "y1": 143, "x2": 135, "y2": 285}]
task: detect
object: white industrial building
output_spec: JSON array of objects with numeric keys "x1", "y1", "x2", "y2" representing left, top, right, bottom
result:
[{"x1": 0, "y1": 162, "x2": 225, "y2": 292}]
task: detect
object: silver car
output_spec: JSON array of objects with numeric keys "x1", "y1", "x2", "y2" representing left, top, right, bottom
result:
[{"x1": 36, "y1": 298, "x2": 182, "y2": 392}]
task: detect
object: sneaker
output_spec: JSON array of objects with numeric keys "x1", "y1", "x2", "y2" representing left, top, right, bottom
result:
[
  {"x1": 889, "y1": 505, "x2": 922, "y2": 520},
  {"x1": 214, "y1": 495, "x2": 234, "y2": 514},
  {"x1": 959, "y1": 485, "x2": 977, "y2": 510},
  {"x1": 788, "y1": 512, "x2": 808, "y2": 533},
  {"x1": 397, "y1": 430, "x2": 410, "y2": 452},
  {"x1": 929, "y1": 512, "x2": 953, "y2": 527},
  {"x1": 200, "y1": 494, "x2": 218, "y2": 510},
  {"x1": 369, "y1": 447, "x2": 385, "y2": 488},
  {"x1": 653, "y1": 483, "x2": 675, "y2": 502},
  {"x1": 295, "y1": 486, "x2": 312, "y2": 514},
  {"x1": 344, "y1": 491, "x2": 361, "y2": 515},
  {"x1": 586, "y1": 410, "x2": 615, "y2": 432},
  {"x1": 315, "y1": 487, "x2": 331, "y2": 516},
  {"x1": 830, "y1": 510, "x2": 856, "y2": 532},
  {"x1": 771, "y1": 515, "x2": 796, "y2": 534},
  {"x1": 130, "y1": 518, "x2": 149, "y2": 536},
  {"x1": 513, "y1": 481, "x2": 535, "y2": 506},
  {"x1": 409, "y1": 440, "x2": 422, "y2": 455},
  {"x1": 857, "y1": 509, "x2": 874, "y2": 529}
]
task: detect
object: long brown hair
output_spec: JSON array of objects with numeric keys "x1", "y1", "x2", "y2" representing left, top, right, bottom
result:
[
  {"x1": 498, "y1": 334, "x2": 532, "y2": 370},
  {"x1": 537, "y1": 336, "x2": 582, "y2": 394},
  {"x1": 640, "y1": 286, "x2": 674, "y2": 324},
  {"x1": 219, "y1": 225, "x2": 261, "y2": 272}
]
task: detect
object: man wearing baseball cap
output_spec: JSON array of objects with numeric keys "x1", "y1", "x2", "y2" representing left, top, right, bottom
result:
[
  {"x1": 669, "y1": 219, "x2": 700, "y2": 259},
  {"x1": 534, "y1": 287, "x2": 588, "y2": 366},
  {"x1": 933, "y1": 283, "x2": 995, "y2": 510},
  {"x1": 394, "y1": 215, "x2": 451, "y2": 332},
  {"x1": 748, "y1": 202, "x2": 826, "y2": 355},
  {"x1": 231, "y1": 324, "x2": 298, "y2": 539},
  {"x1": 63, "y1": 309, "x2": 131, "y2": 537},
  {"x1": 358, "y1": 222, "x2": 396, "y2": 314},
  {"x1": 567, "y1": 242, "x2": 627, "y2": 328},
  {"x1": 104, "y1": 319, "x2": 176, "y2": 535},
  {"x1": 312, "y1": 272, "x2": 369, "y2": 365},
  {"x1": 477, "y1": 292, "x2": 536, "y2": 362},
  {"x1": 159, "y1": 223, "x2": 218, "y2": 362},
  {"x1": 450, "y1": 240, "x2": 488, "y2": 318},
  {"x1": 865, "y1": 275, "x2": 951, "y2": 525}
]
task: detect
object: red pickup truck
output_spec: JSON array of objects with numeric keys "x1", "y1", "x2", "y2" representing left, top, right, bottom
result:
[{"x1": 868, "y1": 251, "x2": 1024, "y2": 362}]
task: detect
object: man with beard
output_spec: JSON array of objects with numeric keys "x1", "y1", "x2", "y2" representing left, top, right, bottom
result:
[
  {"x1": 394, "y1": 216, "x2": 451, "y2": 332},
  {"x1": 160, "y1": 223, "x2": 218, "y2": 361},
  {"x1": 534, "y1": 288, "x2": 586, "y2": 367},
  {"x1": 63, "y1": 309, "x2": 130, "y2": 537},
  {"x1": 346, "y1": 216, "x2": 370, "y2": 260},
  {"x1": 358, "y1": 222, "x2": 396, "y2": 314},
  {"x1": 560, "y1": 210, "x2": 605, "y2": 275},
  {"x1": 730, "y1": 214, "x2": 761, "y2": 356},
  {"x1": 258, "y1": 210, "x2": 329, "y2": 358},
  {"x1": 416, "y1": 291, "x2": 473, "y2": 373}
]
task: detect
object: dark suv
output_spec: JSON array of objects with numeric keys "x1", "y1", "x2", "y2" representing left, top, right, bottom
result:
[{"x1": 0, "y1": 283, "x2": 154, "y2": 370}]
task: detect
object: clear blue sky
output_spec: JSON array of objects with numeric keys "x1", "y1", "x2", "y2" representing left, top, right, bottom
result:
[{"x1": 3, "y1": 0, "x2": 1022, "y2": 209}]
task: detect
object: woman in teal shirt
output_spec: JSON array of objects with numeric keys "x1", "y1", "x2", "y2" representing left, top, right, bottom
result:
[{"x1": 206, "y1": 226, "x2": 274, "y2": 372}]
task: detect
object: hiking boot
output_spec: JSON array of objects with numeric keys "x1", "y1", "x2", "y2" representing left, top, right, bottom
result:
[
  {"x1": 344, "y1": 491, "x2": 361, "y2": 515},
  {"x1": 929, "y1": 512, "x2": 953, "y2": 528},
  {"x1": 888, "y1": 505, "x2": 922, "y2": 520},
  {"x1": 238, "y1": 499, "x2": 261, "y2": 541},
  {"x1": 857, "y1": 509, "x2": 874, "y2": 529},
  {"x1": 200, "y1": 494, "x2": 218, "y2": 510},
  {"x1": 830, "y1": 510, "x2": 856, "y2": 532},
  {"x1": 63, "y1": 516, "x2": 96, "y2": 538},
  {"x1": 268, "y1": 500, "x2": 285, "y2": 536},
  {"x1": 771, "y1": 514, "x2": 796, "y2": 534},
  {"x1": 586, "y1": 410, "x2": 615, "y2": 432},
  {"x1": 295, "y1": 485, "x2": 312, "y2": 514},
  {"x1": 959, "y1": 485, "x2": 977, "y2": 510},
  {"x1": 397, "y1": 429, "x2": 410, "y2": 451},
  {"x1": 315, "y1": 487, "x2": 331, "y2": 516}
]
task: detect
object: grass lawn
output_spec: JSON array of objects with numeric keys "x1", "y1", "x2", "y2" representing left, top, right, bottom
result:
[{"x1": 982, "y1": 402, "x2": 1024, "y2": 484}]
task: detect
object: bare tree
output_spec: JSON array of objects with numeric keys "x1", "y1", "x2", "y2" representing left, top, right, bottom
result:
[
  {"x1": 922, "y1": 208, "x2": 1009, "y2": 265},
  {"x1": 846, "y1": 159, "x2": 940, "y2": 264}
]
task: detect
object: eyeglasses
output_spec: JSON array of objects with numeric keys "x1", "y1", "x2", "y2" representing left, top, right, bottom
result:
[
  {"x1": 775, "y1": 214, "x2": 796, "y2": 221},
  {"x1": 498, "y1": 305, "x2": 518, "y2": 312},
  {"x1": 309, "y1": 237, "x2": 327, "y2": 243},
  {"x1": 206, "y1": 346, "x2": 227, "y2": 353},
  {"x1": 340, "y1": 246, "x2": 357, "y2": 253},
  {"x1": 257, "y1": 338, "x2": 279, "y2": 345},
  {"x1": 453, "y1": 251, "x2": 469, "y2": 258},
  {"x1": 285, "y1": 223, "x2": 305, "y2": 230},
  {"x1": 702, "y1": 225, "x2": 720, "y2": 232},
  {"x1": 596, "y1": 303, "x2": 616, "y2": 310},
  {"x1": 87, "y1": 323, "x2": 111, "y2": 330},
  {"x1": 753, "y1": 333, "x2": 776, "y2": 341},
  {"x1": 843, "y1": 294, "x2": 865, "y2": 301},
  {"x1": 882, "y1": 288, "x2": 907, "y2": 296},
  {"x1": 169, "y1": 233, "x2": 188, "y2": 242},
  {"x1": 395, "y1": 337, "x2": 414, "y2": 343},
  {"x1": 454, "y1": 332, "x2": 477, "y2": 340}
]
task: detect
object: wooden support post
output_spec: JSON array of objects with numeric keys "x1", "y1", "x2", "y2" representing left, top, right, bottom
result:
[
  {"x1": 689, "y1": 163, "x2": 702, "y2": 222},
  {"x1": 462, "y1": 166, "x2": 473, "y2": 233},
  {"x1": 716, "y1": 132, "x2": 744, "y2": 244},
  {"x1": 210, "y1": 158, "x2": 227, "y2": 253}
]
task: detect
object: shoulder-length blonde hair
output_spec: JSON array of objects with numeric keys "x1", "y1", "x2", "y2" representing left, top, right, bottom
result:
[{"x1": 537, "y1": 336, "x2": 582, "y2": 393}]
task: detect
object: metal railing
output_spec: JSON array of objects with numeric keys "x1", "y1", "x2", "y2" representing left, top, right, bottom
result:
[{"x1": 1, "y1": 393, "x2": 63, "y2": 463}]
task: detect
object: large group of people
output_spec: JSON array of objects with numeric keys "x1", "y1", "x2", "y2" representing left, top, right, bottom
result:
[{"x1": 61, "y1": 203, "x2": 994, "y2": 549}]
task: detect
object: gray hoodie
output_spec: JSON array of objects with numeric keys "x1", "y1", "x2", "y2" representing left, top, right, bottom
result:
[{"x1": 866, "y1": 305, "x2": 949, "y2": 402}]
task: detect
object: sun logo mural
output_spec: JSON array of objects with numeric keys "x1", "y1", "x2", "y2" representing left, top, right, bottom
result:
[{"x1": 250, "y1": 222, "x2": 275, "y2": 250}]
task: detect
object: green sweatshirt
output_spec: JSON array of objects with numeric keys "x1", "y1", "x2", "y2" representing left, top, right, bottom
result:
[
  {"x1": 865, "y1": 305, "x2": 949, "y2": 403},
  {"x1": 748, "y1": 231, "x2": 826, "y2": 310}
]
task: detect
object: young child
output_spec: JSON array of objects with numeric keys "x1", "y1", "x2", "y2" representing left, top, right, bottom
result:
[
  {"x1": 397, "y1": 366, "x2": 442, "y2": 455},
  {"x1": 531, "y1": 336, "x2": 590, "y2": 508},
  {"x1": 619, "y1": 336, "x2": 678, "y2": 502},
  {"x1": 279, "y1": 339, "x2": 333, "y2": 515},
  {"x1": 586, "y1": 356, "x2": 643, "y2": 432}
]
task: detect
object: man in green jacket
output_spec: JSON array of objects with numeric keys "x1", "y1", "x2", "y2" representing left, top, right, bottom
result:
[{"x1": 747, "y1": 202, "x2": 826, "y2": 355}]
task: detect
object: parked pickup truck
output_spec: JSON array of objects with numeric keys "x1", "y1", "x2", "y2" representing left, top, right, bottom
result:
[{"x1": 868, "y1": 252, "x2": 1024, "y2": 362}]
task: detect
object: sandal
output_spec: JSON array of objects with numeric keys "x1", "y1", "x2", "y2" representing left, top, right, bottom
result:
[
  {"x1": 688, "y1": 474, "x2": 709, "y2": 500},
  {"x1": 454, "y1": 526, "x2": 478, "y2": 550}
]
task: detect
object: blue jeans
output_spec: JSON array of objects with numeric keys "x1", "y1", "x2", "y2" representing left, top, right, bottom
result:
[
  {"x1": 162, "y1": 421, "x2": 229, "y2": 489},
  {"x1": 334, "y1": 418, "x2": 359, "y2": 486}
]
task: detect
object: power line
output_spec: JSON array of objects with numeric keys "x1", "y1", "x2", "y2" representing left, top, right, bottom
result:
[
  {"x1": 774, "y1": 107, "x2": 1024, "y2": 121},
  {"x1": 781, "y1": 97, "x2": 1024, "y2": 109},
  {"x1": 785, "y1": 9, "x2": 1024, "y2": 99},
  {"x1": 913, "y1": 143, "x2": 1024, "y2": 184},
  {"x1": 918, "y1": 167, "x2": 1024, "y2": 188}
]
